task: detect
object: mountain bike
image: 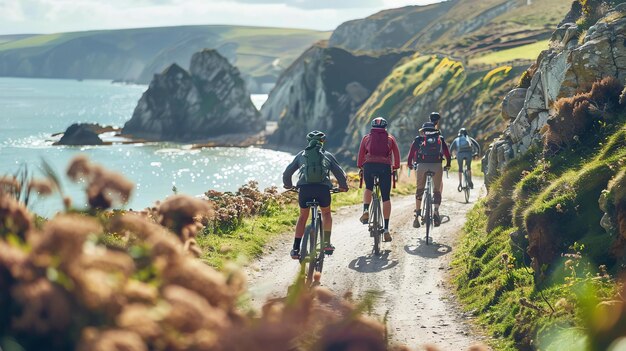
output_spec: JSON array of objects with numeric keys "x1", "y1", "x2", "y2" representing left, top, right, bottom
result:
[
  {"x1": 359, "y1": 170, "x2": 397, "y2": 255},
  {"x1": 293, "y1": 187, "x2": 340, "y2": 286}
]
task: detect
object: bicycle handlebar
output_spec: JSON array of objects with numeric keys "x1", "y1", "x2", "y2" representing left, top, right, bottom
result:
[{"x1": 287, "y1": 187, "x2": 343, "y2": 193}]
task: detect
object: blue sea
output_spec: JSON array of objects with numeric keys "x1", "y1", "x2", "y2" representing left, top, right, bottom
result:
[{"x1": 0, "y1": 77, "x2": 292, "y2": 216}]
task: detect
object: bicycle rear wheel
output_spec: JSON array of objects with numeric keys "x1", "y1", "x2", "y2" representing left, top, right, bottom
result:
[
  {"x1": 424, "y1": 192, "x2": 432, "y2": 245},
  {"x1": 305, "y1": 223, "x2": 317, "y2": 285},
  {"x1": 315, "y1": 217, "x2": 324, "y2": 275},
  {"x1": 463, "y1": 169, "x2": 470, "y2": 203},
  {"x1": 371, "y1": 197, "x2": 381, "y2": 255}
]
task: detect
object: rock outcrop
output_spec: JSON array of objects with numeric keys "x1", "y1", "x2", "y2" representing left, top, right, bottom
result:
[
  {"x1": 57, "y1": 123, "x2": 104, "y2": 146},
  {"x1": 123, "y1": 49, "x2": 263, "y2": 142},
  {"x1": 262, "y1": 42, "x2": 412, "y2": 150},
  {"x1": 484, "y1": 7, "x2": 626, "y2": 186}
]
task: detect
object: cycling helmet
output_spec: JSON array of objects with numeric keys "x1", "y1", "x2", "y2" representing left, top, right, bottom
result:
[
  {"x1": 458, "y1": 128, "x2": 468, "y2": 137},
  {"x1": 419, "y1": 122, "x2": 437, "y2": 132},
  {"x1": 306, "y1": 130, "x2": 326, "y2": 142},
  {"x1": 371, "y1": 117, "x2": 388, "y2": 129},
  {"x1": 429, "y1": 112, "x2": 441, "y2": 123}
]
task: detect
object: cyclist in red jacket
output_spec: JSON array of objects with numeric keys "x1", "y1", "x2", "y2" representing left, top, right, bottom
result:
[
  {"x1": 407, "y1": 122, "x2": 451, "y2": 228},
  {"x1": 357, "y1": 117, "x2": 401, "y2": 241}
]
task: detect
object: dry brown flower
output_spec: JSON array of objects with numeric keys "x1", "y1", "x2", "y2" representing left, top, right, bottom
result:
[
  {"x1": 183, "y1": 238, "x2": 203, "y2": 257},
  {"x1": 0, "y1": 194, "x2": 33, "y2": 240},
  {"x1": 30, "y1": 214, "x2": 101, "y2": 266},
  {"x1": 116, "y1": 304, "x2": 162, "y2": 341},
  {"x1": 162, "y1": 285, "x2": 229, "y2": 333},
  {"x1": 10, "y1": 278, "x2": 72, "y2": 334},
  {"x1": 160, "y1": 256, "x2": 233, "y2": 309},
  {"x1": 67, "y1": 154, "x2": 92, "y2": 181},
  {"x1": 158, "y1": 194, "x2": 212, "y2": 237},
  {"x1": 0, "y1": 175, "x2": 20, "y2": 195},
  {"x1": 77, "y1": 328, "x2": 147, "y2": 351},
  {"x1": 28, "y1": 178, "x2": 54, "y2": 196},
  {"x1": 123, "y1": 280, "x2": 158, "y2": 305}
]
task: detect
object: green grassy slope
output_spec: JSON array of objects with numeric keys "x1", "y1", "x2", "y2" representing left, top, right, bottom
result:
[
  {"x1": 330, "y1": 0, "x2": 571, "y2": 65},
  {"x1": 0, "y1": 26, "x2": 330, "y2": 87}
]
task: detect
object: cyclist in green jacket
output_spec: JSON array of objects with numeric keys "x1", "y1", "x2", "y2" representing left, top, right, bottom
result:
[{"x1": 283, "y1": 131, "x2": 349, "y2": 259}]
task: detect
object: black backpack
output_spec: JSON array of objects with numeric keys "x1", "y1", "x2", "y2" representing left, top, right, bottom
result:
[{"x1": 417, "y1": 132, "x2": 442, "y2": 162}]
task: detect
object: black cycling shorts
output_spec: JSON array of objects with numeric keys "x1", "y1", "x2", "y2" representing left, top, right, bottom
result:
[
  {"x1": 298, "y1": 184, "x2": 331, "y2": 209},
  {"x1": 457, "y1": 152, "x2": 473, "y2": 171},
  {"x1": 363, "y1": 162, "x2": 392, "y2": 202}
]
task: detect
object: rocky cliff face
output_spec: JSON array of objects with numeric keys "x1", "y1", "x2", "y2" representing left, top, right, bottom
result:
[
  {"x1": 328, "y1": 2, "x2": 455, "y2": 52},
  {"x1": 262, "y1": 43, "x2": 412, "y2": 150},
  {"x1": 339, "y1": 54, "x2": 523, "y2": 161},
  {"x1": 122, "y1": 49, "x2": 263, "y2": 142},
  {"x1": 481, "y1": 3, "x2": 626, "y2": 277},
  {"x1": 484, "y1": 4, "x2": 626, "y2": 185}
]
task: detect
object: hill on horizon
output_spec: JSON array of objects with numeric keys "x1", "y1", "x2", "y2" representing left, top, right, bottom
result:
[{"x1": 0, "y1": 25, "x2": 330, "y2": 93}]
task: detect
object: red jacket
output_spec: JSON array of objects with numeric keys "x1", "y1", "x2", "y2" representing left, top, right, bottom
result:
[
  {"x1": 357, "y1": 129, "x2": 401, "y2": 169},
  {"x1": 407, "y1": 134, "x2": 451, "y2": 167}
]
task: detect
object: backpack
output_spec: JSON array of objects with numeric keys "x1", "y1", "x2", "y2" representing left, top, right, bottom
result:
[
  {"x1": 458, "y1": 136, "x2": 473, "y2": 152},
  {"x1": 417, "y1": 132, "x2": 442, "y2": 162},
  {"x1": 368, "y1": 130, "x2": 390, "y2": 157},
  {"x1": 302, "y1": 143, "x2": 329, "y2": 183}
]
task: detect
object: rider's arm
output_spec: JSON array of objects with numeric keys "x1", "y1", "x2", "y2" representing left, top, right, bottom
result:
[
  {"x1": 449, "y1": 138, "x2": 458, "y2": 156},
  {"x1": 390, "y1": 135, "x2": 401, "y2": 170},
  {"x1": 326, "y1": 152, "x2": 349, "y2": 190},
  {"x1": 407, "y1": 141, "x2": 417, "y2": 168},
  {"x1": 356, "y1": 135, "x2": 368, "y2": 169},
  {"x1": 441, "y1": 139, "x2": 451, "y2": 167},
  {"x1": 470, "y1": 137, "x2": 481, "y2": 156},
  {"x1": 282, "y1": 152, "x2": 302, "y2": 188}
]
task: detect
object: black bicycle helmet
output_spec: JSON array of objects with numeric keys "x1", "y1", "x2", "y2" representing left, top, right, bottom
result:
[
  {"x1": 458, "y1": 128, "x2": 468, "y2": 137},
  {"x1": 371, "y1": 116, "x2": 388, "y2": 128},
  {"x1": 306, "y1": 130, "x2": 326, "y2": 142},
  {"x1": 429, "y1": 112, "x2": 441, "y2": 123},
  {"x1": 419, "y1": 122, "x2": 437, "y2": 132}
]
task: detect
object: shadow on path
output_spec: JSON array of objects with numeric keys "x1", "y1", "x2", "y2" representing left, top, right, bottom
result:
[
  {"x1": 348, "y1": 250, "x2": 399, "y2": 273},
  {"x1": 404, "y1": 239, "x2": 452, "y2": 259}
]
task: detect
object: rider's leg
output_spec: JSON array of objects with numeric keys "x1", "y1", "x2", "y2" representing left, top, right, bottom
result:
[
  {"x1": 292, "y1": 207, "x2": 310, "y2": 258},
  {"x1": 360, "y1": 164, "x2": 374, "y2": 224},
  {"x1": 380, "y1": 170, "x2": 392, "y2": 228},
  {"x1": 457, "y1": 156, "x2": 463, "y2": 189},
  {"x1": 433, "y1": 164, "x2": 443, "y2": 226},
  {"x1": 414, "y1": 166, "x2": 426, "y2": 228},
  {"x1": 362, "y1": 189, "x2": 372, "y2": 214}
]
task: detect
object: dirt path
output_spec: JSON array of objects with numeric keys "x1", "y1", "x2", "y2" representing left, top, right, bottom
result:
[{"x1": 246, "y1": 176, "x2": 488, "y2": 350}]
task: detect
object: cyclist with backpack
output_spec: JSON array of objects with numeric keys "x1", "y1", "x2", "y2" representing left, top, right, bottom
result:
[
  {"x1": 283, "y1": 130, "x2": 349, "y2": 259},
  {"x1": 407, "y1": 122, "x2": 451, "y2": 228},
  {"x1": 357, "y1": 117, "x2": 401, "y2": 241},
  {"x1": 450, "y1": 128, "x2": 481, "y2": 190}
]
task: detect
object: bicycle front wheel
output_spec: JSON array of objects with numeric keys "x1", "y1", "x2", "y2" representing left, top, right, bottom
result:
[{"x1": 463, "y1": 170, "x2": 470, "y2": 203}]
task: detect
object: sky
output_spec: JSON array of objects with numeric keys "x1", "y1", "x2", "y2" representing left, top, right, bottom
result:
[{"x1": 0, "y1": 0, "x2": 441, "y2": 35}]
